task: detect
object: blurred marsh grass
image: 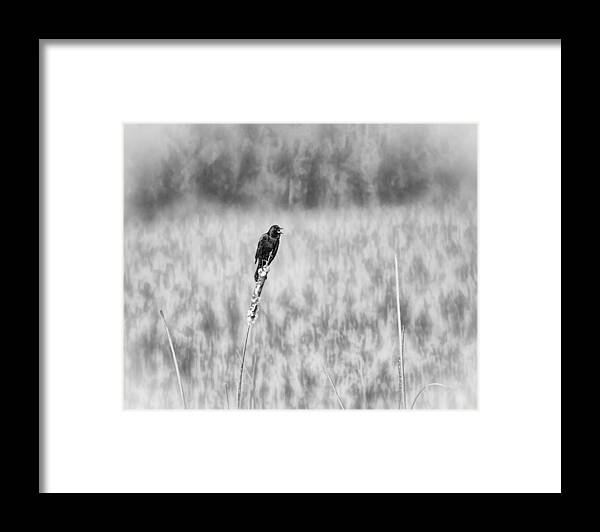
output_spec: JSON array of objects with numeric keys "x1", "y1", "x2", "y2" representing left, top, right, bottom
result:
[{"x1": 124, "y1": 201, "x2": 477, "y2": 409}]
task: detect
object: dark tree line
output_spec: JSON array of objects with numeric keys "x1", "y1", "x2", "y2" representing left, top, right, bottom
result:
[{"x1": 125, "y1": 124, "x2": 476, "y2": 218}]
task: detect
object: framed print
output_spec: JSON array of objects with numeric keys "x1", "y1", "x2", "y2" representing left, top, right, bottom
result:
[{"x1": 41, "y1": 39, "x2": 561, "y2": 493}]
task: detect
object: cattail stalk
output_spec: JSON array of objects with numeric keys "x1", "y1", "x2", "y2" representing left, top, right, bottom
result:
[
  {"x1": 237, "y1": 324, "x2": 251, "y2": 409},
  {"x1": 237, "y1": 351, "x2": 253, "y2": 382},
  {"x1": 394, "y1": 254, "x2": 407, "y2": 409},
  {"x1": 159, "y1": 309, "x2": 187, "y2": 409},
  {"x1": 249, "y1": 350, "x2": 258, "y2": 409},
  {"x1": 237, "y1": 263, "x2": 270, "y2": 409}
]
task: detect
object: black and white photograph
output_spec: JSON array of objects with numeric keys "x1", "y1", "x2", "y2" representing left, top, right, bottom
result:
[{"x1": 124, "y1": 124, "x2": 477, "y2": 409}]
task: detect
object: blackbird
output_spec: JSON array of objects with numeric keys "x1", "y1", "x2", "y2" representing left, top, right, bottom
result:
[{"x1": 254, "y1": 225, "x2": 284, "y2": 281}]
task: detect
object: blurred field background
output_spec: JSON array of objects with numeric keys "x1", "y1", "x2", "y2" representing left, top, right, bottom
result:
[{"x1": 124, "y1": 124, "x2": 477, "y2": 409}]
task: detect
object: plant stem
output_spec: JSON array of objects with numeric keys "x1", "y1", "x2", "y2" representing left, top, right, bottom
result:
[
  {"x1": 249, "y1": 350, "x2": 258, "y2": 409},
  {"x1": 159, "y1": 309, "x2": 187, "y2": 409},
  {"x1": 410, "y1": 383, "x2": 450, "y2": 409},
  {"x1": 237, "y1": 350, "x2": 253, "y2": 382},
  {"x1": 402, "y1": 324, "x2": 407, "y2": 410},
  {"x1": 394, "y1": 254, "x2": 407, "y2": 409},
  {"x1": 237, "y1": 323, "x2": 251, "y2": 409},
  {"x1": 323, "y1": 365, "x2": 345, "y2": 409}
]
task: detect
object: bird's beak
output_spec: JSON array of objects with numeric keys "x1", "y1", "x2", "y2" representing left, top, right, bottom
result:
[{"x1": 278, "y1": 228, "x2": 284, "y2": 234}]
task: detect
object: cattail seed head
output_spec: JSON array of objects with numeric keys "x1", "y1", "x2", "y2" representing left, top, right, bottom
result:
[{"x1": 247, "y1": 264, "x2": 270, "y2": 323}]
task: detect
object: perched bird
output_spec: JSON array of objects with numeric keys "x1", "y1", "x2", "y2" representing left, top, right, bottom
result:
[{"x1": 254, "y1": 224, "x2": 284, "y2": 281}]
